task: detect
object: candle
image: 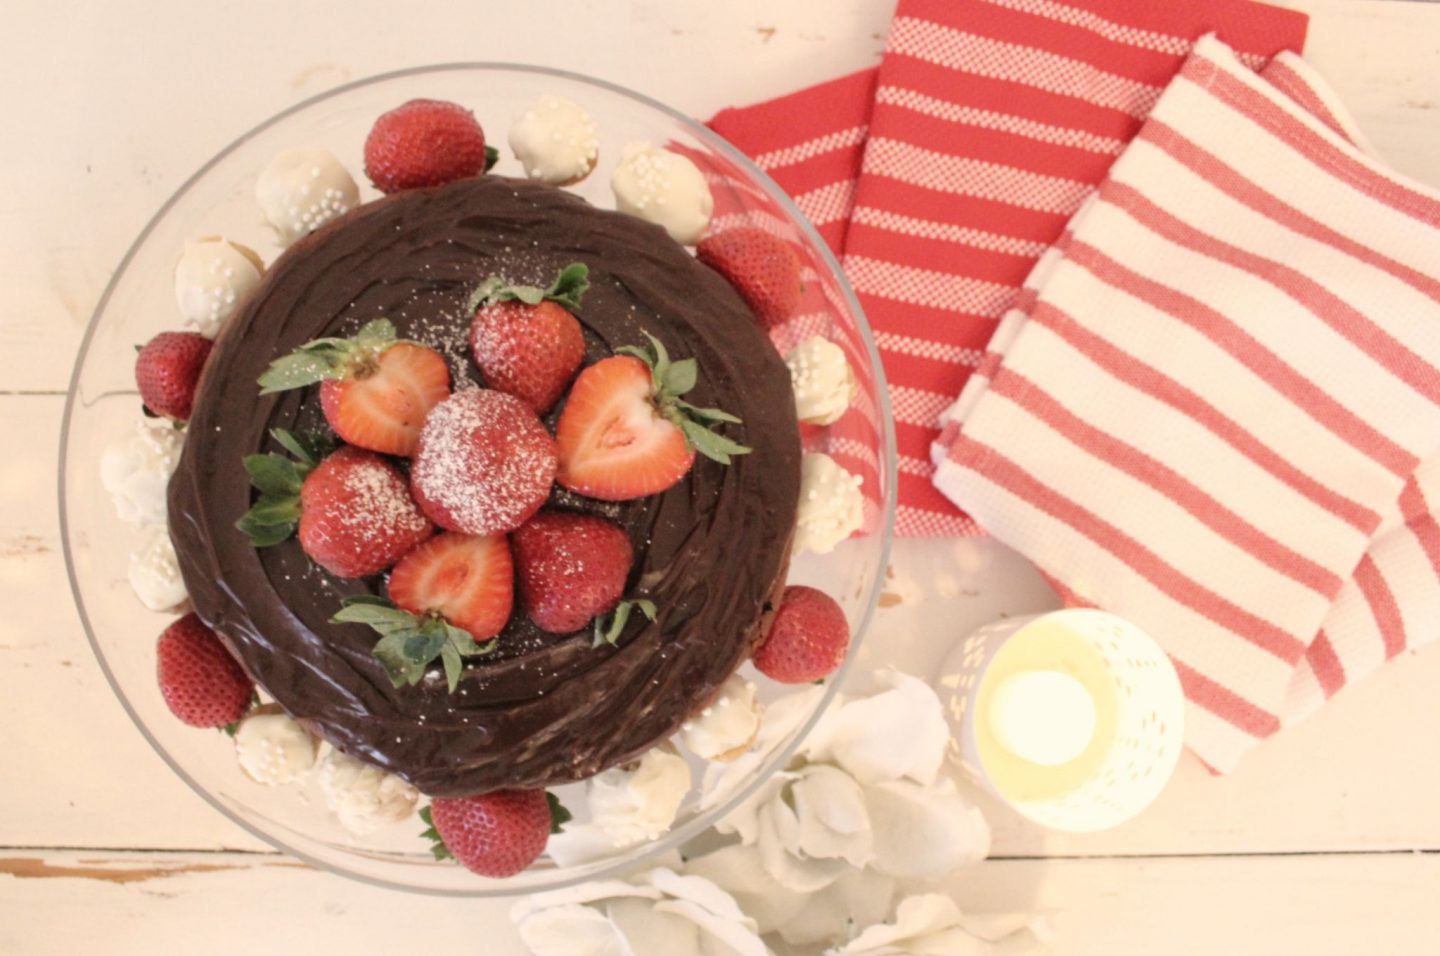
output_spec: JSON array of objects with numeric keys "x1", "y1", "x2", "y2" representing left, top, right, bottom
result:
[{"x1": 986, "y1": 669, "x2": 1097, "y2": 767}]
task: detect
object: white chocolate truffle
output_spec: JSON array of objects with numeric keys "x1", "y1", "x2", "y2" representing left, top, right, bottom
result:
[
  {"x1": 234, "y1": 706, "x2": 318, "y2": 786},
  {"x1": 509, "y1": 95, "x2": 599, "y2": 185},
  {"x1": 127, "y1": 525, "x2": 187, "y2": 611},
  {"x1": 100, "y1": 420, "x2": 184, "y2": 526},
  {"x1": 588, "y1": 744, "x2": 691, "y2": 844},
  {"x1": 318, "y1": 749, "x2": 419, "y2": 836},
  {"x1": 174, "y1": 237, "x2": 264, "y2": 337},
  {"x1": 610, "y1": 142, "x2": 713, "y2": 245},
  {"x1": 794, "y1": 453, "x2": 865, "y2": 555},
  {"x1": 680, "y1": 674, "x2": 763, "y2": 761},
  {"x1": 786, "y1": 337, "x2": 856, "y2": 426},
  {"x1": 255, "y1": 147, "x2": 359, "y2": 245}
]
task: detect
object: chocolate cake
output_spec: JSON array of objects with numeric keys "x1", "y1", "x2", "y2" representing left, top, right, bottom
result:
[{"x1": 168, "y1": 175, "x2": 802, "y2": 797}]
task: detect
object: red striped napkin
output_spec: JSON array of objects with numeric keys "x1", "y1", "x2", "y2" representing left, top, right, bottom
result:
[
  {"x1": 932, "y1": 36, "x2": 1440, "y2": 771},
  {"x1": 709, "y1": 0, "x2": 1308, "y2": 537}
]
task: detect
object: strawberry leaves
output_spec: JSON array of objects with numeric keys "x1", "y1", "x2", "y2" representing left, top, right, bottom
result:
[
  {"x1": 331, "y1": 595, "x2": 497, "y2": 693},
  {"x1": 235, "y1": 429, "x2": 333, "y2": 547},
  {"x1": 593, "y1": 597, "x2": 657, "y2": 648},
  {"x1": 258, "y1": 318, "x2": 412, "y2": 394},
  {"x1": 418, "y1": 805, "x2": 452, "y2": 861},
  {"x1": 547, "y1": 792, "x2": 572, "y2": 834},
  {"x1": 466, "y1": 262, "x2": 590, "y2": 315},
  {"x1": 617, "y1": 332, "x2": 752, "y2": 465}
]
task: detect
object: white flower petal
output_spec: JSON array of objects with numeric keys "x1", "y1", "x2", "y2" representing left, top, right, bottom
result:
[
  {"x1": 644, "y1": 868, "x2": 754, "y2": 925},
  {"x1": 757, "y1": 797, "x2": 849, "y2": 892},
  {"x1": 514, "y1": 902, "x2": 636, "y2": 956},
  {"x1": 865, "y1": 780, "x2": 990, "y2": 879},
  {"x1": 790, "y1": 765, "x2": 874, "y2": 867},
  {"x1": 681, "y1": 675, "x2": 763, "y2": 761},
  {"x1": 606, "y1": 898, "x2": 704, "y2": 956},
  {"x1": 803, "y1": 672, "x2": 949, "y2": 786},
  {"x1": 540, "y1": 823, "x2": 629, "y2": 869},
  {"x1": 683, "y1": 845, "x2": 808, "y2": 936},
  {"x1": 654, "y1": 900, "x2": 771, "y2": 956},
  {"x1": 831, "y1": 894, "x2": 966, "y2": 953},
  {"x1": 512, "y1": 879, "x2": 660, "y2": 922},
  {"x1": 778, "y1": 866, "x2": 897, "y2": 947},
  {"x1": 713, "y1": 772, "x2": 791, "y2": 845},
  {"x1": 700, "y1": 685, "x2": 829, "y2": 813}
]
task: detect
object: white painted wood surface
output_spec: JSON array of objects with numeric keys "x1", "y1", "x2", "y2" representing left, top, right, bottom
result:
[{"x1": 4, "y1": 1, "x2": 1440, "y2": 952}]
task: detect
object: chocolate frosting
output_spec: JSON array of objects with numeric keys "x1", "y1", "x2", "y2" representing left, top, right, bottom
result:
[{"x1": 168, "y1": 176, "x2": 800, "y2": 797}]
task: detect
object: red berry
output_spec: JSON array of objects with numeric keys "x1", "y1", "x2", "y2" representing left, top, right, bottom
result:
[
  {"x1": 513, "y1": 512, "x2": 633, "y2": 633},
  {"x1": 387, "y1": 532, "x2": 514, "y2": 640},
  {"x1": 696, "y1": 227, "x2": 803, "y2": 329},
  {"x1": 364, "y1": 99, "x2": 488, "y2": 194},
  {"x1": 135, "y1": 331, "x2": 213, "y2": 420},
  {"x1": 319, "y1": 342, "x2": 451, "y2": 457},
  {"x1": 156, "y1": 613, "x2": 255, "y2": 728},
  {"x1": 555, "y1": 356, "x2": 694, "y2": 501},
  {"x1": 469, "y1": 300, "x2": 586, "y2": 414},
  {"x1": 297, "y1": 446, "x2": 433, "y2": 578},
  {"x1": 410, "y1": 389, "x2": 558, "y2": 535},
  {"x1": 428, "y1": 790, "x2": 551, "y2": 878},
  {"x1": 753, "y1": 586, "x2": 850, "y2": 684}
]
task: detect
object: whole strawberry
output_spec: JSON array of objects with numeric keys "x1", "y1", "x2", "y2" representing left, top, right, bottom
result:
[
  {"x1": 236, "y1": 431, "x2": 433, "y2": 577},
  {"x1": 468, "y1": 262, "x2": 589, "y2": 414},
  {"x1": 258, "y1": 319, "x2": 450, "y2": 457},
  {"x1": 424, "y1": 790, "x2": 560, "y2": 878},
  {"x1": 156, "y1": 613, "x2": 255, "y2": 728},
  {"x1": 696, "y1": 227, "x2": 802, "y2": 329},
  {"x1": 513, "y1": 511, "x2": 632, "y2": 634},
  {"x1": 410, "y1": 388, "x2": 557, "y2": 536},
  {"x1": 135, "y1": 331, "x2": 213, "y2": 420},
  {"x1": 365, "y1": 98, "x2": 489, "y2": 194},
  {"x1": 752, "y1": 585, "x2": 850, "y2": 684}
]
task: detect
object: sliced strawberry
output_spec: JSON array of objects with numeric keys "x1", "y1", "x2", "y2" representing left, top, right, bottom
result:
[
  {"x1": 259, "y1": 319, "x2": 450, "y2": 457},
  {"x1": 410, "y1": 389, "x2": 558, "y2": 535},
  {"x1": 696, "y1": 227, "x2": 802, "y2": 329},
  {"x1": 364, "y1": 98, "x2": 489, "y2": 195},
  {"x1": 753, "y1": 585, "x2": 851, "y2": 684},
  {"x1": 386, "y1": 532, "x2": 514, "y2": 641},
  {"x1": 296, "y1": 446, "x2": 433, "y2": 577},
  {"x1": 424, "y1": 790, "x2": 564, "y2": 878},
  {"x1": 156, "y1": 613, "x2": 255, "y2": 728},
  {"x1": 320, "y1": 343, "x2": 451, "y2": 456},
  {"x1": 468, "y1": 263, "x2": 590, "y2": 414},
  {"x1": 136, "y1": 331, "x2": 213, "y2": 420},
  {"x1": 512, "y1": 511, "x2": 633, "y2": 634},
  {"x1": 556, "y1": 334, "x2": 750, "y2": 501}
]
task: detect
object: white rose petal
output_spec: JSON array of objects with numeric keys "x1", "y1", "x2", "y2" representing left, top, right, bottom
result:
[
  {"x1": 683, "y1": 844, "x2": 808, "y2": 936},
  {"x1": 607, "y1": 898, "x2": 704, "y2": 956},
  {"x1": 757, "y1": 794, "x2": 849, "y2": 892},
  {"x1": 864, "y1": 779, "x2": 990, "y2": 880},
  {"x1": 681, "y1": 675, "x2": 763, "y2": 762},
  {"x1": 590, "y1": 745, "x2": 691, "y2": 845},
  {"x1": 514, "y1": 881, "x2": 660, "y2": 921},
  {"x1": 700, "y1": 685, "x2": 828, "y2": 813},
  {"x1": 127, "y1": 525, "x2": 187, "y2": 611},
  {"x1": 515, "y1": 902, "x2": 636, "y2": 956},
  {"x1": 317, "y1": 749, "x2": 418, "y2": 835},
  {"x1": 803, "y1": 671, "x2": 949, "y2": 786},
  {"x1": 779, "y1": 866, "x2": 896, "y2": 947},
  {"x1": 829, "y1": 893, "x2": 1048, "y2": 956},
  {"x1": 653, "y1": 900, "x2": 769, "y2": 956},
  {"x1": 99, "y1": 420, "x2": 183, "y2": 526},
  {"x1": 789, "y1": 764, "x2": 874, "y2": 868}
]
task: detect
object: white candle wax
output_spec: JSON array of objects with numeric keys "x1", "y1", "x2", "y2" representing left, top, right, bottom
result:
[{"x1": 986, "y1": 669, "x2": 1097, "y2": 767}]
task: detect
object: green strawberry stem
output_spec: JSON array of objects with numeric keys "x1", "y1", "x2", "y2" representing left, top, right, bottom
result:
[
  {"x1": 466, "y1": 262, "x2": 590, "y2": 315},
  {"x1": 234, "y1": 429, "x2": 334, "y2": 547},
  {"x1": 546, "y1": 793, "x2": 572, "y2": 834},
  {"x1": 331, "y1": 595, "x2": 497, "y2": 693},
  {"x1": 616, "y1": 332, "x2": 752, "y2": 465},
  {"x1": 257, "y1": 318, "x2": 416, "y2": 394},
  {"x1": 418, "y1": 805, "x2": 452, "y2": 862},
  {"x1": 593, "y1": 598, "x2": 657, "y2": 648}
]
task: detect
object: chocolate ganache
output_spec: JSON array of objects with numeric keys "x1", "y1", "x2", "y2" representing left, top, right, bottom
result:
[{"x1": 168, "y1": 175, "x2": 801, "y2": 797}]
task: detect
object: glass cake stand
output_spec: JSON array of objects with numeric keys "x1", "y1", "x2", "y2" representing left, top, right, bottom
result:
[{"x1": 59, "y1": 63, "x2": 896, "y2": 896}]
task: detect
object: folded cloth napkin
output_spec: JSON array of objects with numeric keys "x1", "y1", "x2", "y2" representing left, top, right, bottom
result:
[
  {"x1": 932, "y1": 35, "x2": 1440, "y2": 771},
  {"x1": 710, "y1": 0, "x2": 1308, "y2": 536}
]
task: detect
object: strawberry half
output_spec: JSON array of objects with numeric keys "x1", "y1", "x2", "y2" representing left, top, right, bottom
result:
[
  {"x1": 696, "y1": 227, "x2": 803, "y2": 330},
  {"x1": 332, "y1": 533, "x2": 512, "y2": 691},
  {"x1": 156, "y1": 613, "x2": 255, "y2": 728},
  {"x1": 753, "y1": 585, "x2": 851, "y2": 684},
  {"x1": 258, "y1": 319, "x2": 450, "y2": 457},
  {"x1": 422, "y1": 790, "x2": 568, "y2": 878},
  {"x1": 555, "y1": 332, "x2": 750, "y2": 501},
  {"x1": 410, "y1": 389, "x2": 557, "y2": 535},
  {"x1": 512, "y1": 511, "x2": 633, "y2": 634},
  {"x1": 135, "y1": 331, "x2": 213, "y2": 420},
  {"x1": 467, "y1": 262, "x2": 589, "y2": 414},
  {"x1": 364, "y1": 98, "x2": 493, "y2": 195},
  {"x1": 235, "y1": 430, "x2": 433, "y2": 578}
]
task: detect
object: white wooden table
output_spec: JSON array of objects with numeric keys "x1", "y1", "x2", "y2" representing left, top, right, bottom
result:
[{"x1": 4, "y1": 2, "x2": 1440, "y2": 952}]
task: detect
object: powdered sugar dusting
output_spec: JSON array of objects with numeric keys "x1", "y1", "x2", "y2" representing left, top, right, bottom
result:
[
  {"x1": 337, "y1": 458, "x2": 430, "y2": 544},
  {"x1": 411, "y1": 389, "x2": 557, "y2": 534}
]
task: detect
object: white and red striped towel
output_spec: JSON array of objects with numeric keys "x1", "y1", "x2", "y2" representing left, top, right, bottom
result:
[
  {"x1": 932, "y1": 36, "x2": 1440, "y2": 771},
  {"x1": 709, "y1": 0, "x2": 1309, "y2": 536}
]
